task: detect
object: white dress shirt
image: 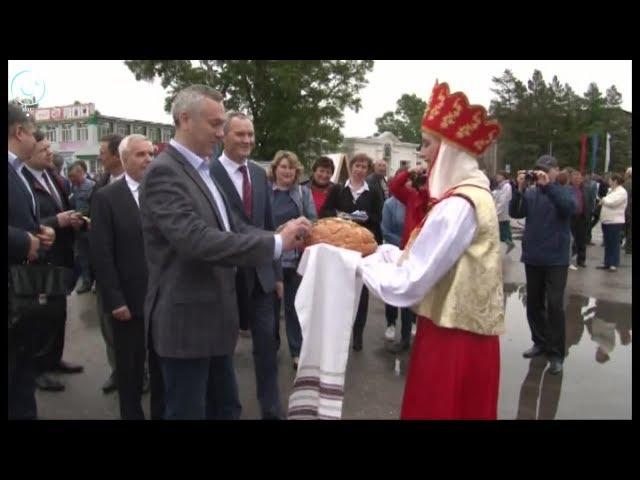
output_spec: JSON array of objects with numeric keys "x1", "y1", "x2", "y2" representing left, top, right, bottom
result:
[
  {"x1": 8, "y1": 150, "x2": 37, "y2": 212},
  {"x1": 22, "y1": 164, "x2": 63, "y2": 209},
  {"x1": 170, "y1": 140, "x2": 282, "y2": 259},
  {"x1": 125, "y1": 174, "x2": 140, "y2": 208},
  {"x1": 218, "y1": 151, "x2": 251, "y2": 201},
  {"x1": 345, "y1": 179, "x2": 369, "y2": 202},
  {"x1": 360, "y1": 196, "x2": 477, "y2": 308},
  {"x1": 109, "y1": 172, "x2": 125, "y2": 184}
]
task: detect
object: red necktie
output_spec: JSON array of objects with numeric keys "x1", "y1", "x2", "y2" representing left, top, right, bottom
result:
[{"x1": 238, "y1": 165, "x2": 252, "y2": 218}]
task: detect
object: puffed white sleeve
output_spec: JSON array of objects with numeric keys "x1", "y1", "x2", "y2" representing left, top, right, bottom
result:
[{"x1": 360, "y1": 196, "x2": 477, "y2": 307}]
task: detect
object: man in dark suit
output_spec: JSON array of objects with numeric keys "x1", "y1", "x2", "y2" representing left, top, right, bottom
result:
[
  {"x1": 211, "y1": 112, "x2": 284, "y2": 419},
  {"x1": 366, "y1": 159, "x2": 390, "y2": 206},
  {"x1": 8, "y1": 103, "x2": 56, "y2": 419},
  {"x1": 90, "y1": 134, "x2": 124, "y2": 393},
  {"x1": 21, "y1": 133, "x2": 85, "y2": 392},
  {"x1": 90, "y1": 134, "x2": 164, "y2": 419},
  {"x1": 139, "y1": 85, "x2": 311, "y2": 420}
]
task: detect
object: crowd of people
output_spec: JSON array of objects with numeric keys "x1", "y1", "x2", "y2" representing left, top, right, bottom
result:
[{"x1": 8, "y1": 79, "x2": 631, "y2": 420}]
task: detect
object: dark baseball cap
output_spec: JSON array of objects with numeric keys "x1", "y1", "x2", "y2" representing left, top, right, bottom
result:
[{"x1": 535, "y1": 155, "x2": 558, "y2": 173}]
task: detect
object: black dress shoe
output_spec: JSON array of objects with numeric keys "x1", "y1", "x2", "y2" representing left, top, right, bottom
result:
[
  {"x1": 55, "y1": 360, "x2": 84, "y2": 374},
  {"x1": 548, "y1": 359, "x2": 563, "y2": 375},
  {"x1": 522, "y1": 345, "x2": 546, "y2": 358},
  {"x1": 102, "y1": 375, "x2": 118, "y2": 393},
  {"x1": 36, "y1": 374, "x2": 66, "y2": 392},
  {"x1": 577, "y1": 263, "x2": 586, "y2": 268}
]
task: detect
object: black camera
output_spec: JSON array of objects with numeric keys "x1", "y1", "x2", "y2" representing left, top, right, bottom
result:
[
  {"x1": 409, "y1": 171, "x2": 428, "y2": 189},
  {"x1": 524, "y1": 170, "x2": 538, "y2": 182}
]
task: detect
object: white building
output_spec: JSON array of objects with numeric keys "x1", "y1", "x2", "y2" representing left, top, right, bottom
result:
[
  {"x1": 341, "y1": 131, "x2": 421, "y2": 175},
  {"x1": 34, "y1": 102, "x2": 174, "y2": 175}
]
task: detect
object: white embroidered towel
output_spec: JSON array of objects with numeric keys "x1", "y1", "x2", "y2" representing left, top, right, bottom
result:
[{"x1": 287, "y1": 244, "x2": 363, "y2": 419}]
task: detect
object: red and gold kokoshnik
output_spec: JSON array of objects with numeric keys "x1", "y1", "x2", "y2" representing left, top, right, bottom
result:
[{"x1": 421, "y1": 81, "x2": 501, "y2": 157}]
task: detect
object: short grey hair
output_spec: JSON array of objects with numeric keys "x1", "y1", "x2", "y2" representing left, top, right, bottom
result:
[
  {"x1": 171, "y1": 84, "x2": 224, "y2": 127},
  {"x1": 223, "y1": 111, "x2": 252, "y2": 135},
  {"x1": 118, "y1": 134, "x2": 150, "y2": 160}
]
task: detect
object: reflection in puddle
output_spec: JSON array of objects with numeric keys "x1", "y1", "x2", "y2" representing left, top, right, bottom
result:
[
  {"x1": 517, "y1": 356, "x2": 563, "y2": 420},
  {"x1": 503, "y1": 284, "x2": 632, "y2": 363},
  {"x1": 502, "y1": 284, "x2": 632, "y2": 419}
]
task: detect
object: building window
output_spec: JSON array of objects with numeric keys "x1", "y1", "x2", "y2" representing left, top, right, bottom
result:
[
  {"x1": 46, "y1": 129, "x2": 58, "y2": 143},
  {"x1": 383, "y1": 143, "x2": 392, "y2": 160},
  {"x1": 117, "y1": 125, "x2": 127, "y2": 137},
  {"x1": 99, "y1": 122, "x2": 112, "y2": 138},
  {"x1": 77, "y1": 126, "x2": 88, "y2": 142},
  {"x1": 132, "y1": 125, "x2": 145, "y2": 135},
  {"x1": 61, "y1": 126, "x2": 73, "y2": 143},
  {"x1": 148, "y1": 128, "x2": 160, "y2": 143},
  {"x1": 161, "y1": 129, "x2": 171, "y2": 142}
]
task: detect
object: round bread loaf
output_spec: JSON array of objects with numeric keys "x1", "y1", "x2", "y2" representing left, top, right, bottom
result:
[{"x1": 304, "y1": 217, "x2": 378, "y2": 256}]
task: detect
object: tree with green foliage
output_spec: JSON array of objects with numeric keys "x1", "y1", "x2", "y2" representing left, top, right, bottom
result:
[
  {"x1": 489, "y1": 69, "x2": 631, "y2": 174},
  {"x1": 124, "y1": 60, "x2": 374, "y2": 167},
  {"x1": 374, "y1": 93, "x2": 426, "y2": 144}
]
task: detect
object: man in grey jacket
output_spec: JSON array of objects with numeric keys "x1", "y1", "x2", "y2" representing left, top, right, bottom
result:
[{"x1": 139, "y1": 85, "x2": 311, "y2": 420}]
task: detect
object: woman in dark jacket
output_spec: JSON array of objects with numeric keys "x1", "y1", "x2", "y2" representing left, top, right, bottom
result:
[
  {"x1": 320, "y1": 153, "x2": 383, "y2": 351},
  {"x1": 267, "y1": 150, "x2": 317, "y2": 369}
]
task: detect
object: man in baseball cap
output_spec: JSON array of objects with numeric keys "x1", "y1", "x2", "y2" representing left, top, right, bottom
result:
[{"x1": 510, "y1": 153, "x2": 576, "y2": 375}]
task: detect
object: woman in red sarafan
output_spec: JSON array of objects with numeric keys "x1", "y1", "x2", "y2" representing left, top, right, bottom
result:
[
  {"x1": 388, "y1": 155, "x2": 437, "y2": 249},
  {"x1": 360, "y1": 81, "x2": 505, "y2": 420}
]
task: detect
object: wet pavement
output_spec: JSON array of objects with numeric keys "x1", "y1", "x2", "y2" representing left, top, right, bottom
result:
[{"x1": 35, "y1": 222, "x2": 632, "y2": 420}]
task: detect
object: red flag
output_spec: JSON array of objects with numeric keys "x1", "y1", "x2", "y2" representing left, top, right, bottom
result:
[{"x1": 579, "y1": 134, "x2": 588, "y2": 175}]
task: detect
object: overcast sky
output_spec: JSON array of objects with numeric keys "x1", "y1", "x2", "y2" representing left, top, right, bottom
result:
[{"x1": 9, "y1": 60, "x2": 632, "y2": 138}]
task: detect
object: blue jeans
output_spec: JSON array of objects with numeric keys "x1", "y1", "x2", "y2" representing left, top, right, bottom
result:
[
  {"x1": 274, "y1": 268, "x2": 303, "y2": 358},
  {"x1": 602, "y1": 223, "x2": 624, "y2": 267},
  {"x1": 159, "y1": 355, "x2": 241, "y2": 420},
  {"x1": 499, "y1": 220, "x2": 514, "y2": 245},
  {"x1": 75, "y1": 234, "x2": 93, "y2": 286}
]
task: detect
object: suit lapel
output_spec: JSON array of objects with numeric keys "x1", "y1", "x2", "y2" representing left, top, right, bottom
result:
[
  {"x1": 15, "y1": 166, "x2": 41, "y2": 220},
  {"x1": 165, "y1": 145, "x2": 226, "y2": 230},
  {"x1": 49, "y1": 170, "x2": 71, "y2": 210},
  {"x1": 211, "y1": 159, "x2": 250, "y2": 223},
  {"x1": 248, "y1": 162, "x2": 262, "y2": 225},
  {"x1": 114, "y1": 178, "x2": 142, "y2": 230},
  {"x1": 23, "y1": 167, "x2": 63, "y2": 213}
]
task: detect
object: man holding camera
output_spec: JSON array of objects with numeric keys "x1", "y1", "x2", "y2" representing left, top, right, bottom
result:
[{"x1": 509, "y1": 155, "x2": 576, "y2": 375}]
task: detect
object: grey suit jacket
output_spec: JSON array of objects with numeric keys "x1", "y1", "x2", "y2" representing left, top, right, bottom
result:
[
  {"x1": 210, "y1": 159, "x2": 282, "y2": 295},
  {"x1": 139, "y1": 145, "x2": 275, "y2": 358}
]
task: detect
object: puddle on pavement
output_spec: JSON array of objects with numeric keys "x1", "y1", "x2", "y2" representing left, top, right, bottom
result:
[{"x1": 500, "y1": 283, "x2": 632, "y2": 419}]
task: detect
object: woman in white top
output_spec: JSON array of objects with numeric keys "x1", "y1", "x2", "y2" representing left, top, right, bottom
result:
[{"x1": 597, "y1": 172, "x2": 628, "y2": 271}]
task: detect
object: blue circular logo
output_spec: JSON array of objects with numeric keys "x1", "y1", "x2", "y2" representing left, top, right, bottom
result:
[{"x1": 10, "y1": 70, "x2": 46, "y2": 106}]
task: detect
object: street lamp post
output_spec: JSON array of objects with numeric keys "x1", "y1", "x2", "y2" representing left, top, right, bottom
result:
[{"x1": 549, "y1": 129, "x2": 558, "y2": 156}]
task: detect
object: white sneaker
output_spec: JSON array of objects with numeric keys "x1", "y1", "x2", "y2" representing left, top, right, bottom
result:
[
  {"x1": 609, "y1": 266, "x2": 617, "y2": 272},
  {"x1": 384, "y1": 325, "x2": 396, "y2": 341},
  {"x1": 411, "y1": 323, "x2": 417, "y2": 337},
  {"x1": 568, "y1": 264, "x2": 578, "y2": 270}
]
